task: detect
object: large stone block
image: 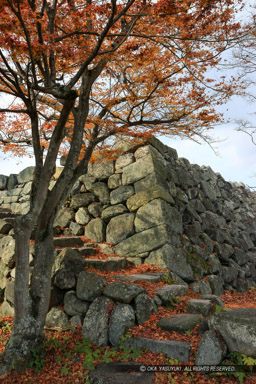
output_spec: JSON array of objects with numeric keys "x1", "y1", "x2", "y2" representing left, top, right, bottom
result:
[
  {"x1": 110, "y1": 186, "x2": 134, "y2": 205},
  {"x1": 135, "y1": 198, "x2": 182, "y2": 233},
  {"x1": 108, "y1": 304, "x2": 135, "y2": 346},
  {"x1": 17, "y1": 166, "x2": 35, "y2": 184},
  {"x1": 84, "y1": 218, "x2": 106, "y2": 242},
  {"x1": 0, "y1": 175, "x2": 8, "y2": 190},
  {"x1": 88, "y1": 160, "x2": 114, "y2": 180},
  {"x1": 127, "y1": 185, "x2": 174, "y2": 211},
  {"x1": 103, "y1": 282, "x2": 145, "y2": 303},
  {"x1": 208, "y1": 309, "x2": 256, "y2": 357},
  {"x1": 146, "y1": 244, "x2": 195, "y2": 281},
  {"x1": 102, "y1": 204, "x2": 128, "y2": 220},
  {"x1": 134, "y1": 172, "x2": 169, "y2": 194},
  {"x1": 82, "y1": 296, "x2": 114, "y2": 346},
  {"x1": 53, "y1": 207, "x2": 74, "y2": 229},
  {"x1": 0, "y1": 235, "x2": 16, "y2": 268},
  {"x1": 70, "y1": 193, "x2": 96, "y2": 209},
  {"x1": 195, "y1": 330, "x2": 227, "y2": 365},
  {"x1": 124, "y1": 337, "x2": 190, "y2": 362},
  {"x1": 91, "y1": 182, "x2": 110, "y2": 204},
  {"x1": 106, "y1": 213, "x2": 135, "y2": 245},
  {"x1": 115, "y1": 225, "x2": 173, "y2": 257},
  {"x1": 77, "y1": 271, "x2": 107, "y2": 302},
  {"x1": 122, "y1": 153, "x2": 167, "y2": 185}
]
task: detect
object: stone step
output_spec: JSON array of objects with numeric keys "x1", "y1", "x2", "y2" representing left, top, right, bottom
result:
[
  {"x1": 112, "y1": 273, "x2": 167, "y2": 283},
  {"x1": 56, "y1": 246, "x2": 98, "y2": 256},
  {"x1": 88, "y1": 362, "x2": 154, "y2": 384},
  {"x1": 4, "y1": 217, "x2": 16, "y2": 225},
  {"x1": 124, "y1": 337, "x2": 190, "y2": 362},
  {"x1": 53, "y1": 236, "x2": 84, "y2": 247},
  {"x1": 0, "y1": 211, "x2": 15, "y2": 219},
  {"x1": 83, "y1": 257, "x2": 126, "y2": 271},
  {"x1": 157, "y1": 314, "x2": 203, "y2": 334}
]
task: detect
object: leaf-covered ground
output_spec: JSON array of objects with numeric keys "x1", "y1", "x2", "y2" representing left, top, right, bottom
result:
[{"x1": 1, "y1": 263, "x2": 256, "y2": 384}]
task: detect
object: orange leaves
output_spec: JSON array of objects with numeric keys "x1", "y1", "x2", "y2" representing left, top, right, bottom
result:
[{"x1": 0, "y1": 0, "x2": 246, "y2": 164}]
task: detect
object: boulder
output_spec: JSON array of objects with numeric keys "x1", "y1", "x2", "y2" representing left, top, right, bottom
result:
[
  {"x1": 64, "y1": 291, "x2": 90, "y2": 317},
  {"x1": 195, "y1": 330, "x2": 227, "y2": 365},
  {"x1": 17, "y1": 166, "x2": 35, "y2": 184},
  {"x1": 102, "y1": 204, "x2": 128, "y2": 220},
  {"x1": 103, "y1": 282, "x2": 145, "y2": 303},
  {"x1": 88, "y1": 202, "x2": 103, "y2": 218},
  {"x1": 186, "y1": 299, "x2": 213, "y2": 317},
  {"x1": 156, "y1": 285, "x2": 188, "y2": 304},
  {"x1": 0, "y1": 236, "x2": 16, "y2": 268},
  {"x1": 115, "y1": 225, "x2": 174, "y2": 257},
  {"x1": 0, "y1": 175, "x2": 8, "y2": 190},
  {"x1": 108, "y1": 303, "x2": 135, "y2": 346},
  {"x1": 135, "y1": 199, "x2": 182, "y2": 233},
  {"x1": 106, "y1": 213, "x2": 135, "y2": 245},
  {"x1": 190, "y1": 280, "x2": 212, "y2": 295},
  {"x1": 84, "y1": 218, "x2": 106, "y2": 242},
  {"x1": 157, "y1": 314, "x2": 203, "y2": 333},
  {"x1": 69, "y1": 222, "x2": 83, "y2": 236},
  {"x1": 110, "y1": 186, "x2": 134, "y2": 205},
  {"x1": 88, "y1": 160, "x2": 114, "y2": 180},
  {"x1": 91, "y1": 182, "x2": 110, "y2": 204},
  {"x1": 75, "y1": 207, "x2": 90, "y2": 225},
  {"x1": 46, "y1": 307, "x2": 70, "y2": 328},
  {"x1": 200, "y1": 294, "x2": 224, "y2": 307},
  {"x1": 54, "y1": 269, "x2": 76, "y2": 290},
  {"x1": 208, "y1": 308, "x2": 256, "y2": 357},
  {"x1": 76, "y1": 271, "x2": 107, "y2": 302},
  {"x1": 5, "y1": 279, "x2": 15, "y2": 305},
  {"x1": 115, "y1": 153, "x2": 134, "y2": 171},
  {"x1": 7, "y1": 174, "x2": 18, "y2": 190},
  {"x1": 124, "y1": 337, "x2": 190, "y2": 362},
  {"x1": 127, "y1": 185, "x2": 174, "y2": 211},
  {"x1": 70, "y1": 193, "x2": 96, "y2": 209},
  {"x1": 134, "y1": 293, "x2": 157, "y2": 324},
  {"x1": 0, "y1": 300, "x2": 14, "y2": 317},
  {"x1": 146, "y1": 245, "x2": 195, "y2": 281},
  {"x1": 82, "y1": 296, "x2": 114, "y2": 346},
  {"x1": 52, "y1": 248, "x2": 86, "y2": 278},
  {"x1": 53, "y1": 208, "x2": 74, "y2": 229},
  {"x1": 108, "y1": 174, "x2": 122, "y2": 189},
  {"x1": 207, "y1": 275, "x2": 224, "y2": 296},
  {"x1": 122, "y1": 153, "x2": 166, "y2": 185},
  {"x1": 134, "y1": 172, "x2": 169, "y2": 194}
]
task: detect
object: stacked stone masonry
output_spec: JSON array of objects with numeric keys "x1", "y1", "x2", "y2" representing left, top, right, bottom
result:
[
  {"x1": 1, "y1": 137, "x2": 256, "y2": 366},
  {"x1": 1, "y1": 137, "x2": 256, "y2": 295}
]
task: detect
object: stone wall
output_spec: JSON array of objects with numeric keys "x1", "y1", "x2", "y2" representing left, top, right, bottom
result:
[{"x1": 1, "y1": 137, "x2": 256, "y2": 296}]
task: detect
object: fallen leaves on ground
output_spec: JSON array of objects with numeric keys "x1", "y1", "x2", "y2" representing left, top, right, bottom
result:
[{"x1": 1, "y1": 279, "x2": 256, "y2": 383}]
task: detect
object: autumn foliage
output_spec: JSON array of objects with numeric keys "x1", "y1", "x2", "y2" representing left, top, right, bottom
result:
[
  {"x1": 0, "y1": 0, "x2": 248, "y2": 377},
  {"x1": 0, "y1": 0, "x2": 244, "y2": 159}
]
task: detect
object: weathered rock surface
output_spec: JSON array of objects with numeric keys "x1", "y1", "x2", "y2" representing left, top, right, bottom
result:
[
  {"x1": 76, "y1": 271, "x2": 107, "y2": 302},
  {"x1": 195, "y1": 330, "x2": 227, "y2": 365},
  {"x1": 46, "y1": 307, "x2": 70, "y2": 328},
  {"x1": 82, "y1": 296, "x2": 114, "y2": 346},
  {"x1": 124, "y1": 337, "x2": 191, "y2": 362},
  {"x1": 108, "y1": 303, "x2": 135, "y2": 346},
  {"x1": 103, "y1": 282, "x2": 145, "y2": 303},
  {"x1": 208, "y1": 308, "x2": 256, "y2": 357},
  {"x1": 88, "y1": 362, "x2": 154, "y2": 384},
  {"x1": 157, "y1": 314, "x2": 203, "y2": 333},
  {"x1": 134, "y1": 293, "x2": 157, "y2": 324}
]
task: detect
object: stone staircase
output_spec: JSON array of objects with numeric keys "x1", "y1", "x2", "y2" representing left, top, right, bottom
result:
[{"x1": 1, "y1": 208, "x2": 252, "y2": 384}]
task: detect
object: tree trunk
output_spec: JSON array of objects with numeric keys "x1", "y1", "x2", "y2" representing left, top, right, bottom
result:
[{"x1": 0, "y1": 216, "x2": 55, "y2": 374}]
